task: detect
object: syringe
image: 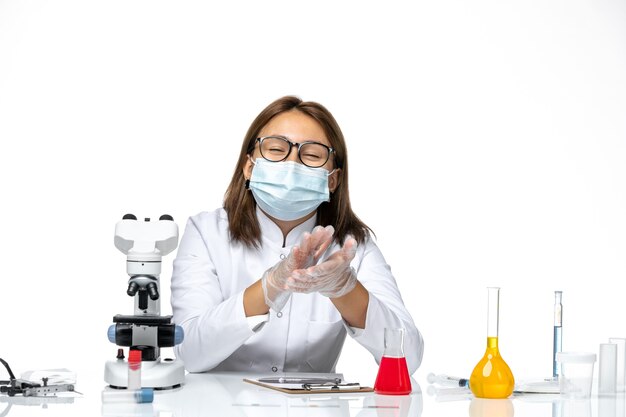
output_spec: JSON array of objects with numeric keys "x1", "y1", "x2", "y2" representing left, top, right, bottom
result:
[{"x1": 427, "y1": 373, "x2": 469, "y2": 388}]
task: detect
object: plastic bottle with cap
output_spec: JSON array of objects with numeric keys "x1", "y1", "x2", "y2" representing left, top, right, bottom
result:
[{"x1": 102, "y1": 388, "x2": 154, "y2": 403}]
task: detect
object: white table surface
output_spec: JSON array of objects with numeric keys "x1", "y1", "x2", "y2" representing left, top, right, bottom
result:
[{"x1": 1, "y1": 371, "x2": 624, "y2": 417}]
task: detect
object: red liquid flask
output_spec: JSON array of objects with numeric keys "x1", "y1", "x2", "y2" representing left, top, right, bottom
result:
[{"x1": 374, "y1": 328, "x2": 412, "y2": 395}]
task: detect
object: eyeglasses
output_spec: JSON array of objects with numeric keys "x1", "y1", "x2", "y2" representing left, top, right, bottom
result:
[{"x1": 255, "y1": 136, "x2": 334, "y2": 168}]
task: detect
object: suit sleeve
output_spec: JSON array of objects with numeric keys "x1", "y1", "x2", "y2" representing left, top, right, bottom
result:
[
  {"x1": 170, "y1": 217, "x2": 254, "y2": 372},
  {"x1": 345, "y1": 240, "x2": 424, "y2": 374}
]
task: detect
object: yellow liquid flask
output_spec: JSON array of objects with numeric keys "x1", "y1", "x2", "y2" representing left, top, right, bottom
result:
[{"x1": 470, "y1": 287, "x2": 515, "y2": 398}]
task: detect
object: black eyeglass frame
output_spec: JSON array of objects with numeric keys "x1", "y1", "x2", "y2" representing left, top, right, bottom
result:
[{"x1": 255, "y1": 136, "x2": 335, "y2": 168}]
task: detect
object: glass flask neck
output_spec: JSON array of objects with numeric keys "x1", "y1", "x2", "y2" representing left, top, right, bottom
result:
[
  {"x1": 554, "y1": 290, "x2": 563, "y2": 326},
  {"x1": 487, "y1": 287, "x2": 500, "y2": 338},
  {"x1": 487, "y1": 336, "x2": 499, "y2": 349},
  {"x1": 383, "y1": 328, "x2": 405, "y2": 357}
]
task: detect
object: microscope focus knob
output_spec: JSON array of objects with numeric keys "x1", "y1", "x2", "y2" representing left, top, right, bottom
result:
[
  {"x1": 107, "y1": 324, "x2": 117, "y2": 343},
  {"x1": 159, "y1": 214, "x2": 174, "y2": 221},
  {"x1": 157, "y1": 324, "x2": 185, "y2": 347},
  {"x1": 174, "y1": 325, "x2": 184, "y2": 345},
  {"x1": 122, "y1": 213, "x2": 137, "y2": 220}
]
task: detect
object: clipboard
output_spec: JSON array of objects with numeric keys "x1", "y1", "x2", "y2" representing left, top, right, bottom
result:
[{"x1": 243, "y1": 378, "x2": 374, "y2": 394}]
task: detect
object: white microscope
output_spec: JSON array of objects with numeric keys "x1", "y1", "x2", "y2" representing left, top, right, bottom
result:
[{"x1": 104, "y1": 214, "x2": 185, "y2": 389}]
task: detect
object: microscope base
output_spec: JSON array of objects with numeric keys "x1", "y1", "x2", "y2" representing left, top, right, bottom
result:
[{"x1": 104, "y1": 358, "x2": 185, "y2": 390}]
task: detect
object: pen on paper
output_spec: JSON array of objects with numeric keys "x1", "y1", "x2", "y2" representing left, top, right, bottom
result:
[{"x1": 258, "y1": 377, "x2": 342, "y2": 384}]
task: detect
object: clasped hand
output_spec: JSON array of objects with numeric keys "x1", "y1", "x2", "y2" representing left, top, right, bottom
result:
[
  {"x1": 261, "y1": 226, "x2": 359, "y2": 312},
  {"x1": 261, "y1": 225, "x2": 334, "y2": 312},
  {"x1": 285, "y1": 236, "x2": 358, "y2": 299}
]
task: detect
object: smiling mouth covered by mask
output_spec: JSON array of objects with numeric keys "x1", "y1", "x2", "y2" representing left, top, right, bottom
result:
[{"x1": 248, "y1": 158, "x2": 332, "y2": 221}]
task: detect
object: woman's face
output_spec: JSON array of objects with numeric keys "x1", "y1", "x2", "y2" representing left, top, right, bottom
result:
[{"x1": 243, "y1": 110, "x2": 340, "y2": 192}]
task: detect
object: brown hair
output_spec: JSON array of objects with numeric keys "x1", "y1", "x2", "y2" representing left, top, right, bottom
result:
[{"x1": 223, "y1": 95, "x2": 372, "y2": 248}]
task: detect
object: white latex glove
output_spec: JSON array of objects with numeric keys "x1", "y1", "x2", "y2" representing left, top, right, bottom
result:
[
  {"x1": 261, "y1": 225, "x2": 334, "y2": 312},
  {"x1": 285, "y1": 236, "x2": 358, "y2": 298}
]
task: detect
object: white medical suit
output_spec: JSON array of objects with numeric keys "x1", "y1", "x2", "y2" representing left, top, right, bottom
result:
[{"x1": 171, "y1": 207, "x2": 423, "y2": 374}]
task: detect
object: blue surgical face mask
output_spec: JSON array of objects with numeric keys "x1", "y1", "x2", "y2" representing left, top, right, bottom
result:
[{"x1": 249, "y1": 158, "x2": 333, "y2": 221}]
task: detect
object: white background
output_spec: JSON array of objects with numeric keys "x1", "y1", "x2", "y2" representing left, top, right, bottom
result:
[{"x1": 1, "y1": 0, "x2": 625, "y2": 394}]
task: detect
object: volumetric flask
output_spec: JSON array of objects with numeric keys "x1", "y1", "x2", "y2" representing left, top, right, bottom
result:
[
  {"x1": 470, "y1": 287, "x2": 515, "y2": 399},
  {"x1": 374, "y1": 328, "x2": 412, "y2": 395}
]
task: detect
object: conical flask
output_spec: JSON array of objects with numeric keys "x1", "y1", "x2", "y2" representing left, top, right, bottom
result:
[
  {"x1": 470, "y1": 287, "x2": 515, "y2": 398},
  {"x1": 374, "y1": 328, "x2": 412, "y2": 395}
]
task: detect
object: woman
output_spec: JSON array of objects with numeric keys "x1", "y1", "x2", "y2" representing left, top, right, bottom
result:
[{"x1": 171, "y1": 96, "x2": 423, "y2": 374}]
